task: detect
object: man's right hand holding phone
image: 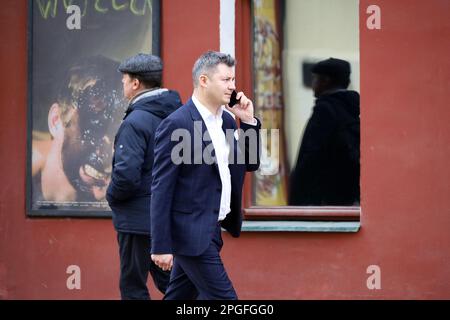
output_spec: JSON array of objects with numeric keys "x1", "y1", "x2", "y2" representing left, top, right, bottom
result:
[{"x1": 226, "y1": 90, "x2": 257, "y2": 125}]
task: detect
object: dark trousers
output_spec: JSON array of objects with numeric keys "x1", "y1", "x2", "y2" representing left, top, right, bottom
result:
[
  {"x1": 164, "y1": 223, "x2": 237, "y2": 300},
  {"x1": 117, "y1": 232, "x2": 170, "y2": 300}
]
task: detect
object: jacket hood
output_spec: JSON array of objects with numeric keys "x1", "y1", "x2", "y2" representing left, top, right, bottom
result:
[{"x1": 126, "y1": 89, "x2": 182, "y2": 120}]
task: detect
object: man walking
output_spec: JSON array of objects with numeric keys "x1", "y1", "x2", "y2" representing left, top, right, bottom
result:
[
  {"x1": 106, "y1": 53, "x2": 182, "y2": 299},
  {"x1": 150, "y1": 51, "x2": 261, "y2": 300}
]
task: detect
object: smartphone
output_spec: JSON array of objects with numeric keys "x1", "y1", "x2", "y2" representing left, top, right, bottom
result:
[{"x1": 228, "y1": 90, "x2": 240, "y2": 108}]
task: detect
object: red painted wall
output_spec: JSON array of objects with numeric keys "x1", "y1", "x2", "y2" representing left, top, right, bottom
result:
[
  {"x1": 223, "y1": 0, "x2": 450, "y2": 299},
  {"x1": 0, "y1": 0, "x2": 449, "y2": 299},
  {"x1": 161, "y1": 0, "x2": 220, "y2": 102},
  {"x1": 0, "y1": 0, "x2": 219, "y2": 300}
]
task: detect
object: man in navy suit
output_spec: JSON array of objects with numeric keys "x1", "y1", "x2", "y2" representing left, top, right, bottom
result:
[{"x1": 150, "y1": 51, "x2": 261, "y2": 300}]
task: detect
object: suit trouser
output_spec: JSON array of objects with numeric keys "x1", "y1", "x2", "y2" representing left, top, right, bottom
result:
[
  {"x1": 164, "y1": 222, "x2": 238, "y2": 300},
  {"x1": 117, "y1": 232, "x2": 171, "y2": 300}
]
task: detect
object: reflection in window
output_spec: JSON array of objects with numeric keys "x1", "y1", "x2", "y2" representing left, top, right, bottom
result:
[{"x1": 252, "y1": 0, "x2": 360, "y2": 206}]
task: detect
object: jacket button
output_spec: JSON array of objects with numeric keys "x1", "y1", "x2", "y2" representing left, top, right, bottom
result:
[
  {"x1": 214, "y1": 209, "x2": 219, "y2": 213},
  {"x1": 216, "y1": 188, "x2": 221, "y2": 192}
]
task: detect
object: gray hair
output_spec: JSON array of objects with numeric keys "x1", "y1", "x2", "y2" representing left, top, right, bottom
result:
[{"x1": 192, "y1": 51, "x2": 235, "y2": 87}]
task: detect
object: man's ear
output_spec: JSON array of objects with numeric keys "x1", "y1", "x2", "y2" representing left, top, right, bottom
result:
[
  {"x1": 199, "y1": 74, "x2": 208, "y2": 88},
  {"x1": 132, "y1": 77, "x2": 141, "y2": 90},
  {"x1": 48, "y1": 103, "x2": 63, "y2": 138}
]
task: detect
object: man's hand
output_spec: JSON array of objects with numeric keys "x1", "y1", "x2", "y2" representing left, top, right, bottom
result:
[
  {"x1": 225, "y1": 92, "x2": 255, "y2": 124},
  {"x1": 151, "y1": 254, "x2": 173, "y2": 271}
]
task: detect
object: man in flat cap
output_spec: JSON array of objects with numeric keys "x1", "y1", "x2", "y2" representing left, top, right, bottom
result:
[
  {"x1": 289, "y1": 57, "x2": 360, "y2": 206},
  {"x1": 106, "y1": 53, "x2": 182, "y2": 299}
]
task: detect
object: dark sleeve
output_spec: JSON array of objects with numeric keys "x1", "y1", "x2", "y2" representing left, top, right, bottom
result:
[
  {"x1": 150, "y1": 117, "x2": 181, "y2": 254},
  {"x1": 239, "y1": 117, "x2": 261, "y2": 172},
  {"x1": 107, "y1": 120, "x2": 148, "y2": 202}
]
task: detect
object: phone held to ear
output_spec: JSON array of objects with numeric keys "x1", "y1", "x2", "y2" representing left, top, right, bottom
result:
[{"x1": 228, "y1": 90, "x2": 240, "y2": 108}]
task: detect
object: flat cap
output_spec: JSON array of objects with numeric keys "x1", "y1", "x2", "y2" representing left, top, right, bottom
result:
[
  {"x1": 312, "y1": 57, "x2": 351, "y2": 80},
  {"x1": 118, "y1": 53, "x2": 163, "y2": 78}
]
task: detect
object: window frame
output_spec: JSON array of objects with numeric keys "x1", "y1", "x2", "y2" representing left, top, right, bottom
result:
[{"x1": 237, "y1": 0, "x2": 361, "y2": 225}]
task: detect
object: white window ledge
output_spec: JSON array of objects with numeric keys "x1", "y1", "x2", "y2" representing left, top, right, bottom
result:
[{"x1": 240, "y1": 221, "x2": 360, "y2": 232}]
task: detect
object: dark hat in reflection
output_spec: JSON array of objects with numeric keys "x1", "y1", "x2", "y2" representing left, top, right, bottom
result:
[
  {"x1": 312, "y1": 57, "x2": 351, "y2": 81},
  {"x1": 118, "y1": 53, "x2": 163, "y2": 79}
]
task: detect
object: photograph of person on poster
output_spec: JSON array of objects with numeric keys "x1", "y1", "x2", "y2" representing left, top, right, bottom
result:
[
  {"x1": 28, "y1": 0, "x2": 158, "y2": 215},
  {"x1": 31, "y1": 55, "x2": 125, "y2": 208}
]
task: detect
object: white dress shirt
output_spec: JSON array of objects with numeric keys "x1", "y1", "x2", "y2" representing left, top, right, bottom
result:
[{"x1": 192, "y1": 95, "x2": 231, "y2": 221}]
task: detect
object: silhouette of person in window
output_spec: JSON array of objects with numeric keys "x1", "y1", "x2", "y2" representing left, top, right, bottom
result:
[{"x1": 289, "y1": 58, "x2": 360, "y2": 206}]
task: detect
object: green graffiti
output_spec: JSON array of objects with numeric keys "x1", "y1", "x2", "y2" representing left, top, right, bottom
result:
[
  {"x1": 62, "y1": 0, "x2": 74, "y2": 8},
  {"x1": 94, "y1": 0, "x2": 108, "y2": 13},
  {"x1": 112, "y1": 0, "x2": 128, "y2": 11},
  {"x1": 130, "y1": 0, "x2": 152, "y2": 16},
  {"x1": 36, "y1": 0, "x2": 152, "y2": 19},
  {"x1": 36, "y1": 0, "x2": 57, "y2": 19}
]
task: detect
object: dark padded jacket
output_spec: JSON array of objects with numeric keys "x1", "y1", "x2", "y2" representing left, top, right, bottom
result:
[{"x1": 107, "y1": 89, "x2": 182, "y2": 234}]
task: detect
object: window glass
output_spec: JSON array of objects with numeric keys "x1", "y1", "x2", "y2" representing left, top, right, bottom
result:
[{"x1": 252, "y1": 0, "x2": 360, "y2": 206}]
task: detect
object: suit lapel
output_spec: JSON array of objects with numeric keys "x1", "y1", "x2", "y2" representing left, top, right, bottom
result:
[{"x1": 188, "y1": 99, "x2": 219, "y2": 173}]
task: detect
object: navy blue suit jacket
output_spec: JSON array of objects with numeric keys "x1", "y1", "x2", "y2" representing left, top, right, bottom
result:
[{"x1": 150, "y1": 99, "x2": 260, "y2": 256}]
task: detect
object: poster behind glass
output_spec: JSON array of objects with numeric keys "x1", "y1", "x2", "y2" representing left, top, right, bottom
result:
[
  {"x1": 28, "y1": 0, "x2": 159, "y2": 216},
  {"x1": 252, "y1": 0, "x2": 288, "y2": 206}
]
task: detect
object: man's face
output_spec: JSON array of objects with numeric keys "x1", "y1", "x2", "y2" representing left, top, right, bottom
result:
[
  {"x1": 205, "y1": 63, "x2": 236, "y2": 106},
  {"x1": 61, "y1": 81, "x2": 124, "y2": 201},
  {"x1": 122, "y1": 73, "x2": 136, "y2": 100}
]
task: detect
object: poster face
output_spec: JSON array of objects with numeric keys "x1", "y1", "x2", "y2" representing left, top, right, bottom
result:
[{"x1": 27, "y1": 0, "x2": 159, "y2": 216}]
